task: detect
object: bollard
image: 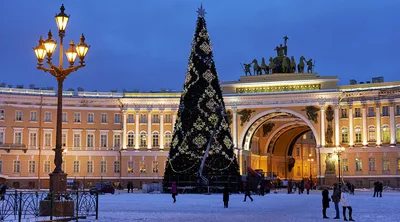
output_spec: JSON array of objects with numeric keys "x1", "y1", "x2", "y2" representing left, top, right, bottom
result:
[{"x1": 95, "y1": 191, "x2": 99, "y2": 220}]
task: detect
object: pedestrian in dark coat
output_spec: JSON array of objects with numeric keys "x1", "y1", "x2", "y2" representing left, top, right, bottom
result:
[
  {"x1": 243, "y1": 184, "x2": 253, "y2": 202},
  {"x1": 378, "y1": 181, "x2": 383, "y2": 197},
  {"x1": 331, "y1": 183, "x2": 341, "y2": 219},
  {"x1": 171, "y1": 181, "x2": 178, "y2": 203},
  {"x1": 223, "y1": 185, "x2": 230, "y2": 208},
  {"x1": 373, "y1": 181, "x2": 379, "y2": 197},
  {"x1": 322, "y1": 189, "x2": 331, "y2": 219}
]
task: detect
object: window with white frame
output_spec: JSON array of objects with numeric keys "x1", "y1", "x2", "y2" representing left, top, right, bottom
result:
[
  {"x1": 382, "y1": 125, "x2": 390, "y2": 143},
  {"x1": 368, "y1": 158, "x2": 376, "y2": 171},
  {"x1": 140, "y1": 132, "x2": 147, "y2": 146},
  {"x1": 127, "y1": 161, "x2": 134, "y2": 173},
  {"x1": 87, "y1": 113, "x2": 94, "y2": 123},
  {"x1": 355, "y1": 158, "x2": 363, "y2": 171},
  {"x1": 127, "y1": 132, "x2": 135, "y2": 147},
  {"x1": 87, "y1": 160, "x2": 93, "y2": 173},
  {"x1": 165, "y1": 132, "x2": 172, "y2": 147},
  {"x1": 29, "y1": 132, "x2": 37, "y2": 147},
  {"x1": 114, "y1": 134, "x2": 121, "y2": 148},
  {"x1": 100, "y1": 160, "x2": 106, "y2": 173},
  {"x1": 0, "y1": 160, "x2": 3, "y2": 173},
  {"x1": 140, "y1": 161, "x2": 146, "y2": 173},
  {"x1": 140, "y1": 114, "x2": 147, "y2": 123},
  {"x1": 44, "y1": 111, "x2": 52, "y2": 122},
  {"x1": 15, "y1": 110, "x2": 23, "y2": 121},
  {"x1": 0, "y1": 109, "x2": 4, "y2": 120},
  {"x1": 341, "y1": 127, "x2": 348, "y2": 143},
  {"x1": 87, "y1": 134, "x2": 94, "y2": 148},
  {"x1": 30, "y1": 111, "x2": 37, "y2": 122},
  {"x1": 62, "y1": 112, "x2": 67, "y2": 122},
  {"x1": 153, "y1": 114, "x2": 159, "y2": 123},
  {"x1": 101, "y1": 114, "x2": 108, "y2": 123},
  {"x1": 100, "y1": 134, "x2": 108, "y2": 147},
  {"x1": 13, "y1": 160, "x2": 21, "y2": 173},
  {"x1": 14, "y1": 131, "x2": 22, "y2": 145},
  {"x1": 62, "y1": 133, "x2": 67, "y2": 147},
  {"x1": 368, "y1": 107, "x2": 375, "y2": 117},
  {"x1": 74, "y1": 112, "x2": 81, "y2": 123},
  {"x1": 152, "y1": 132, "x2": 159, "y2": 147},
  {"x1": 382, "y1": 106, "x2": 389, "y2": 117},
  {"x1": 73, "y1": 160, "x2": 80, "y2": 173},
  {"x1": 44, "y1": 160, "x2": 51, "y2": 173},
  {"x1": 44, "y1": 133, "x2": 51, "y2": 147},
  {"x1": 342, "y1": 159, "x2": 348, "y2": 172},
  {"x1": 73, "y1": 133, "x2": 81, "y2": 148},
  {"x1": 368, "y1": 126, "x2": 376, "y2": 141},
  {"x1": 354, "y1": 108, "x2": 361, "y2": 118},
  {"x1": 152, "y1": 160, "x2": 159, "y2": 173},
  {"x1": 28, "y1": 160, "x2": 36, "y2": 173},
  {"x1": 340, "y1": 108, "x2": 347, "y2": 118},
  {"x1": 383, "y1": 157, "x2": 390, "y2": 171},
  {"x1": 0, "y1": 131, "x2": 3, "y2": 145},
  {"x1": 355, "y1": 127, "x2": 362, "y2": 143},
  {"x1": 114, "y1": 114, "x2": 120, "y2": 123},
  {"x1": 127, "y1": 114, "x2": 134, "y2": 123},
  {"x1": 114, "y1": 161, "x2": 120, "y2": 173},
  {"x1": 165, "y1": 114, "x2": 171, "y2": 123}
]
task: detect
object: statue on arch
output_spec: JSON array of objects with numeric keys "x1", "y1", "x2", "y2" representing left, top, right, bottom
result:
[
  {"x1": 252, "y1": 59, "x2": 262, "y2": 75},
  {"x1": 274, "y1": 44, "x2": 284, "y2": 57},
  {"x1": 268, "y1": 57, "x2": 275, "y2": 73},
  {"x1": 305, "y1": 58, "x2": 314, "y2": 73},
  {"x1": 260, "y1": 57, "x2": 269, "y2": 74},
  {"x1": 290, "y1": 56, "x2": 296, "y2": 73},
  {"x1": 298, "y1": 56, "x2": 306, "y2": 73},
  {"x1": 242, "y1": 63, "x2": 252, "y2": 76}
]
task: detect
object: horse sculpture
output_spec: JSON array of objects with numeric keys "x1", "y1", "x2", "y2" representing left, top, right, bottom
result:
[
  {"x1": 297, "y1": 56, "x2": 305, "y2": 73},
  {"x1": 252, "y1": 59, "x2": 262, "y2": 75},
  {"x1": 290, "y1": 56, "x2": 296, "y2": 73},
  {"x1": 260, "y1": 57, "x2": 269, "y2": 74},
  {"x1": 268, "y1": 57, "x2": 275, "y2": 74}
]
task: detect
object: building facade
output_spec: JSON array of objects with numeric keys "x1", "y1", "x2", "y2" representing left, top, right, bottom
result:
[{"x1": 1, "y1": 73, "x2": 400, "y2": 189}]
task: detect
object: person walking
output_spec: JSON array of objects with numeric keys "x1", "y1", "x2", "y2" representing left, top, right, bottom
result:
[
  {"x1": 341, "y1": 186, "x2": 355, "y2": 221},
  {"x1": 373, "y1": 181, "x2": 379, "y2": 197},
  {"x1": 322, "y1": 188, "x2": 331, "y2": 219},
  {"x1": 171, "y1": 181, "x2": 178, "y2": 203},
  {"x1": 378, "y1": 181, "x2": 383, "y2": 197},
  {"x1": 305, "y1": 181, "x2": 311, "y2": 195},
  {"x1": 223, "y1": 185, "x2": 230, "y2": 208},
  {"x1": 243, "y1": 184, "x2": 253, "y2": 202},
  {"x1": 331, "y1": 183, "x2": 341, "y2": 219}
]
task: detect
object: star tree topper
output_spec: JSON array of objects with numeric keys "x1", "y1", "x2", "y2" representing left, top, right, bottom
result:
[{"x1": 197, "y1": 3, "x2": 207, "y2": 17}]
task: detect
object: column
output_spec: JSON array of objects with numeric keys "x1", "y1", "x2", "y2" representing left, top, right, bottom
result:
[
  {"x1": 375, "y1": 101, "x2": 381, "y2": 146},
  {"x1": 389, "y1": 100, "x2": 396, "y2": 145},
  {"x1": 362, "y1": 103, "x2": 368, "y2": 146},
  {"x1": 320, "y1": 105, "x2": 325, "y2": 147},
  {"x1": 147, "y1": 109, "x2": 152, "y2": 149},
  {"x1": 135, "y1": 111, "x2": 140, "y2": 149},
  {"x1": 348, "y1": 104, "x2": 354, "y2": 147},
  {"x1": 232, "y1": 107, "x2": 238, "y2": 148},
  {"x1": 334, "y1": 104, "x2": 340, "y2": 146},
  {"x1": 122, "y1": 110, "x2": 127, "y2": 149},
  {"x1": 160, "y1": 110, "x2": 164, "y2": 149}
]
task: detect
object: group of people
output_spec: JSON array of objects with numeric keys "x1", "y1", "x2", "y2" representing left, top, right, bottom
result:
[
  {"x1": 287, "y1": 179, "x2": 315, "y2": 195},
  {"x1": 373, "y1": 181, "x2": 383, "y2": 197},
  {"x1": 322, "y1": 183, "x2": 355, "y2": 221}
]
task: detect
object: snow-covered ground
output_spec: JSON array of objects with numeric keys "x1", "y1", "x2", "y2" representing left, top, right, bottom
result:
[{"x1": 98, "y1": 190, "x2": 400, "y2": 222}]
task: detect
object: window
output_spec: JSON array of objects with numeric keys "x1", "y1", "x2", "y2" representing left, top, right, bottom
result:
[
  {"x1": 88, "y1": 113, "x2": 94, "y2": 123},
  {"x1": 127, "y1": 161, "x2": 134, "y2": 173},
  {"x1": 114, "y1": 161, "x2": 120, "y2": 173},
  {"x1": 14, "y1": 131, "x2": 22, "y2": 145},
  {"x1": 152, "y1": 132, "x2": 159, "y2": 147},
  {"x1": 87, "y1": 161, "x2": 93, "y2": 173},
  {"x1": 396, "y1": 125, "x2": 400, "y2": 142},
  {"x1": 44, "y1": 160, "x2": 51, "y2": 173},
  {"x1": 165, "y1": 132, "x2": 172, "y2": 147},
  {"x1": 341, "y1": 127, "x2": 348, "y2": 143},
  {"x1": 140, "y1": 114, "x2": 147, "y2": 123},
  {"x1": 127, "y1": 114, "x2": 134, "y2": 123},
  {"x1": 29, "y1": 132, "x2": 37, "y2": 147},
  {"x1": 165, "y1": 114, "x2": 171, "y2": 123},
  {"x1": 62, "y1": 112, "x2": 67, "y2": 122},
  {"x1": 368, "y1": 126, "x2": 376, "y2": 142},
  {"x1": 114, "y1": 134, "x2": 121, "y2": 148},
  {"x1": 397, "y1": 158, "x2": 400, "y2": 170},
  {"x1": 383, "y1": 157, "x2": 390, "y2": 171},
  {"x1": 13, "y1": 160, "x2": 21, "y2": 173},
  {"x1": 28, "y1": 160, "x2": 36, "y2": 173},
  {"x1": 140, "y1": 161, "x2": 146, "y2": 173},
  {"x1": 152, "y1": 161, "x2": 159, "y2": 173},
  {"x1": 73, "y1": 161, "x2": 80, "y2": 173},
  {"x1": 396, "y1": 105, "x2": 400, "y2": 116},
  {"x1": 114, "y1": 114, "x2": 121, "y2": 123},
  {"x1": 101, "y1": 114, "x2": 108, "y2": 123},
  {"x1": 100, "y1": 134, "x2": 108, "y2": 147},
  {"x1": 368, "y1": 107, "x2": 375, "y2": 117},
  {"x1": 62, "y1": 133, "x2": 67, "y2": 147},
  {"x1": 44, "y1": 111, "x2": 52, "y2": 122},
  {"x1": 382, "y1": 106, "x2": 389, "y2": 117},
  {"x1": 296, "y1": 147, "x2": 300, "y2": 157},
  {"x1": 0, "y1": 109, "x2": 4, "y2": 120},
  {"x1": 340, "y1": 108, "x2": 347, "y2": 118},
  {"x1": 153, "y1": 114, "x2": 159, "y2": 123},
  {"x1": 0, "y1": 160, "x2": 2, "y2": 173},
  {"x1": 30, "y1": 111, "x2": 37, "y2": 122},
  {"x1": 15, "y1": 110, "x2": 23, "y2": 121},
  {"x1": 140, "y1": 132, "x2": 147, "y2": 147},
  {"x1": 74, "y1": 112, "x2": 81, "y2": 123},
  {"x1": 355, "y1": 158, "x2": 362, "y2": 171},
  {"x1": 382, "y1": 125, "x2": 390, "y2": 143},
  {"x1": 44, "y1": 133, "x2": 51, "y2": 147},
  {"x1": 0, "y1": 131, "x2": 3, "y2": 145},
  {"x1": 296, "y1": 166, "x2": 300, "y2": 176},
  {"x1": 87, "y1": 134, "x2": 94, "y2": 148},
  {"x1": 368, "y1": 158, "x2": 376, "y2": 171},
  {"x1": 73, "y1": 133, "x2": 81, "y2": 148},
  {"x1": 100, "y1": 160, "x2": 106, "y2": 173},
  {"x1": 342, "y1": 159, "x2": 348, "y2": 172},
  {"x1": 354, "y1": 108, "x2": 361, "y2": 118},
  {"x1": 355, "y1": 127, "x2": 362, "y2": 143},
  {"x1": 127, "y1": 132, "x2": 135, "y2": 147}
]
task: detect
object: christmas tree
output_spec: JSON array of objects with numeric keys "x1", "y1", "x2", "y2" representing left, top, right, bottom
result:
[{"x1": 163, "y1": 4, "x2": 240, "y2": 189}]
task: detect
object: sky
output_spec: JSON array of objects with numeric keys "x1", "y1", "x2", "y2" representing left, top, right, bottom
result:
[{"x1": 1, "y1": 0, "x2": 399, "y2": 92}]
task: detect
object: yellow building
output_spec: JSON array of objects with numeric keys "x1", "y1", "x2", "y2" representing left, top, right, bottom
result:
[{"x1": 1, "y1": 73, "x2": 400, "y2": 189}]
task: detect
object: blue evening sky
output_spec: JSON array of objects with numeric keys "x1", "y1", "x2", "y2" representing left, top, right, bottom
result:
[{"x1": 0, "y1": 0, "x2": 399, "y2": 92}]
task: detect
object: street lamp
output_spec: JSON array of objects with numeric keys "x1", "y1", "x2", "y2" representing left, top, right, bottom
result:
[
  {"x1": 333, "y1": 146, "x2": 345, "y2": 184},
  {"x1": 307, "y1": 154, "x2": 314, "y2": 181},
  {"x1": 33, "y1": 4, "x2": 90, "y2": 194}
]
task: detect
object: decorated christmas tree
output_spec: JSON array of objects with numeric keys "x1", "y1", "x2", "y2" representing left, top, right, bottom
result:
[{"x1": 163, "y1": 4, "x2": 240, "y2": 189}]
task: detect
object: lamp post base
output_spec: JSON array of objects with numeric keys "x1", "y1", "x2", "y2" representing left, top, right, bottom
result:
[{"x1": 49, "y1": 173, "x2": 68, "y2": 193}]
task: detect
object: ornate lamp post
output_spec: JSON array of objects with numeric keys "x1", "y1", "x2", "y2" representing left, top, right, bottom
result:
[
  {"x1": 33, "y1": 4, "x2": 89, "y2": 193},
  {"x1": 333, "y1": 146, "x2": 345, "y2": 184},
  {"x1": 307, "y1": 154, "x2": 314, "y2": 181}
]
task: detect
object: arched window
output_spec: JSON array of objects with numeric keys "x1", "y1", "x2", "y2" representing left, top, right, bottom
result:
[
  {"x1": 140, "y1": 132, "x2": 147, "y2": 147},
  {"x1": 396, "y1": 125, "x2": 400, "y2": 143},
  {"x1": 341, "y1": 127, "x2": 348, "y2": 143},
  {"x1": 165, "y1": 132, "x2": 172, "y2": 147},
  {"x1": 382, "y1": 125, "x2": 390, "y2": 143},
  {"x1": 368, "y1": 126, "x2": 376, "y2": 142},
  {"x1": 355, "y1": 127, "x2": 362, "y2": 143},
  {"x1": 127, "y1": 132, "x2": 135, "y2": 147},
  {"x1": 152, "y1": 132, "x2": 159, "y2": 147}
]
